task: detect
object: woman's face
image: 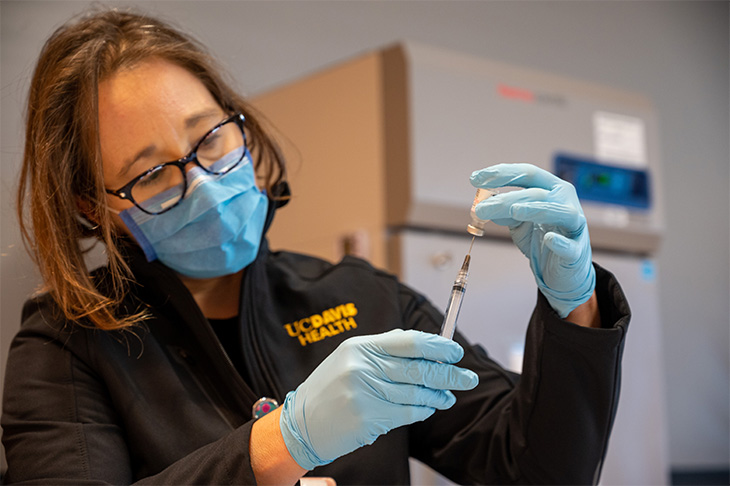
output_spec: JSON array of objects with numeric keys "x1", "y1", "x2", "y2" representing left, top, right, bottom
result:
[{"x1": 98, "y1": 57, "x2": 227, "y2": 220}]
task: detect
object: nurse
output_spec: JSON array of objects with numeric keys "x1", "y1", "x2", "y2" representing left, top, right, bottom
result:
[{"x1": 2, "y1": 9, "x2": 629, "y2": 485}]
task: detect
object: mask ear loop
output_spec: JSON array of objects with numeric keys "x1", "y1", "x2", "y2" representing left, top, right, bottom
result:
[{"x1": 75, "y1": 212, "x2": 100, "y2": 231}]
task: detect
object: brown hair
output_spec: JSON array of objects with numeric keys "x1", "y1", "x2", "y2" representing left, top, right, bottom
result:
[{"x1": 17, "y1": 8, "x2": 286, "y2": 331}]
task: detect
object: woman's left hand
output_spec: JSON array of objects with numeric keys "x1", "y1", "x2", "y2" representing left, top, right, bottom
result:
[{"x1": 470, "y1": 163, "x2": 596, "y2": 319}]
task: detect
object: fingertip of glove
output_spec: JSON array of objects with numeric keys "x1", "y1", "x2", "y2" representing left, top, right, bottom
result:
[
  {"x1": 465, "y1": 370, "x2": 479, "y2": 390},
  {"x1": 410, "y1": 331, "x2": 465, "y2": 363},
  {"x1": 451, "y1": 367, "x2": 479, "y2": 391},
  {"x1": 426, "y1": 390, "x2": 456, "y2": 411},
  {"x1": 470, "y1": 168, "x2": 494, "y2": 186},
  {"x1": 543, "y1": 231, "x2": 565, "y2": 248},
  {"x1": 441, "y1": 390, "x2": 457, "y2": 409},
  {"x1": 441, "y1": 338, "x2": 465, "y2": 363},
  {"x1": 473, "y1": 199, "x2": 495, "y2": 220}
]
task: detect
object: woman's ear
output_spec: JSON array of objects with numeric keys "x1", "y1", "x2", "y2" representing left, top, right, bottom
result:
[{"x1": 75, "y1": 196, "x2": 100, "y2": 228}]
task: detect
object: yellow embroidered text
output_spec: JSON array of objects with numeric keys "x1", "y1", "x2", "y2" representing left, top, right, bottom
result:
[{"x1": 283, "y1": 303, "x2": 358, "y2": 347}]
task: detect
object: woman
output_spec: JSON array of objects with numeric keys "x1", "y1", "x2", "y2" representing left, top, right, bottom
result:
[{"x1": 2, "y1": 9, "x2": 629, "y2": 485}]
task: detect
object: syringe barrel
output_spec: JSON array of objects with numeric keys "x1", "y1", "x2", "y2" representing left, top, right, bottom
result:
[
  {"x1": 439, "y1": 254, "x2": 470, "y2": 340},
  {"x1": 439, "y1": 284, "x2": 465, "y2": 340}
]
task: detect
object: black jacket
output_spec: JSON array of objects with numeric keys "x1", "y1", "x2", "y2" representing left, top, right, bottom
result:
[{"x1": 2, "y1": 236, "x2": 629, "y2": 485}]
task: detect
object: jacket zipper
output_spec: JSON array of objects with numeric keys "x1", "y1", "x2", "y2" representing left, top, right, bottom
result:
[
  {"x1": 128, "y1": 247, "x2": 262, "y2": 423},
  {"x1": 161, "y1": 266, "x2": 260, "y2": 422},
  {"x1": 197, "y1": 315, "x2": 261, "y2": 411},
  {"x1": 242, "y1": 258, "x2": 284, "y2": 403},
  {"x1": 247, "y1": 315, "x2": 282, "y2": 402},
  {"x1": 174, "y1": 346, "x2": 237, "y2": 430}
]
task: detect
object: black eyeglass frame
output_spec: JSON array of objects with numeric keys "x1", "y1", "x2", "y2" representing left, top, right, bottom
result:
[{"x1": 105, "y1": 113, "x2": 247, "y2": 216}]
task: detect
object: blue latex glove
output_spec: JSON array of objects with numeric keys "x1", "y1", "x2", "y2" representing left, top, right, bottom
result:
[
  {"x1": 470, "y1": 163, "x2": 596, "y2": 318},
  {"x1": 279, "y1": 329, "x2": 479, "y2": 470}
]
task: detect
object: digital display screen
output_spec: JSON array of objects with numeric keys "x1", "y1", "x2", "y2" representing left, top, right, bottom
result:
[{"x1": 554, "y1": 154, "x2": 651, "y2": 209}]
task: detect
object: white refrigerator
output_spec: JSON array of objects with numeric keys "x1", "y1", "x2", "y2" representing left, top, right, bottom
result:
[{"x1": 254, "y1": 41, "x2": 669, "y2": 485}]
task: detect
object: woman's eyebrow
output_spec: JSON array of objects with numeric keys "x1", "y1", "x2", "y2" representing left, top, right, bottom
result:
[
  {"x1": 184, "y1": 108, "x2": 222, "y2": 129},
  {"x1": 117, "y1": 109, "x2": 223, "y2": 178},
  {"x1": 119, "y1": 144, "x2": 156, "y2": 178}
]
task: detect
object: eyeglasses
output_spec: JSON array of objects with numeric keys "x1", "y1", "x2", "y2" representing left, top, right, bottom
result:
[{"x1": 106, "y1": 113, "x2": 247, "y2": 215}]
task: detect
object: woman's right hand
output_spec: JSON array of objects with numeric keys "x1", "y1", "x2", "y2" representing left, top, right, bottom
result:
[{"x1": 278, "y1": 329, "x2": 479, "y2": 470}]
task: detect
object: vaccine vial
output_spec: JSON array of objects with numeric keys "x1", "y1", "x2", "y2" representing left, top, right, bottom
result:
[{"x1": 467, "y1": 188, "x2": 496, "y2": 236}]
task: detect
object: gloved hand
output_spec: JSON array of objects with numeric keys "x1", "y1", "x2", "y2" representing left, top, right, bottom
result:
[
  {"x1": 279, "y1": 329, "x2": 479, "y2": 470},
  {"x1": 470, "y1": 163, "x2": 596, "y2": 318}
]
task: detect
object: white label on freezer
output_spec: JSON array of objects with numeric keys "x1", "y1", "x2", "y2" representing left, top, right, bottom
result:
[
  {"x1": 593, "y1": 111, "x2": 647, "y2": 167},
  {"x1": 602, "y1": 207, "x2": 631, "y2": 227}
]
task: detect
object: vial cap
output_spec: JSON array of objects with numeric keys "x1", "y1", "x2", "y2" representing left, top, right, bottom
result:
[{"x1": 467, "y1": 224, "x2": 485, "y2": 237}]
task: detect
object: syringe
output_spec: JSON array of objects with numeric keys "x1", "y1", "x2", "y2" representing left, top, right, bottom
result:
[{"x1": 439, "y1": 236, "x2": 475, "y2": 340}]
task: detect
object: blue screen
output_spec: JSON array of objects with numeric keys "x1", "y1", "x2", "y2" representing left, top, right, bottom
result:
[{"x1": 554, "y1": 154, "x2": 651, "y2": 209}]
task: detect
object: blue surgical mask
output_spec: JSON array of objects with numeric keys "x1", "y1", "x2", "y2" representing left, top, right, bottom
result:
[{"x1": 119, "y1": 150, "x2": 268, "y2": 279}]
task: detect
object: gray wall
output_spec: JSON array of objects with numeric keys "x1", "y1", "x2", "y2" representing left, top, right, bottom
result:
[{"x1": 2, "y1": 0, "x2": 728, "y2": 473}]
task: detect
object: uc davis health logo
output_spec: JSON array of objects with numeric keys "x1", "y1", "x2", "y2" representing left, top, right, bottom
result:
[{"x1": 283, "y1": 303, "x2": 358, "y2": 347}]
